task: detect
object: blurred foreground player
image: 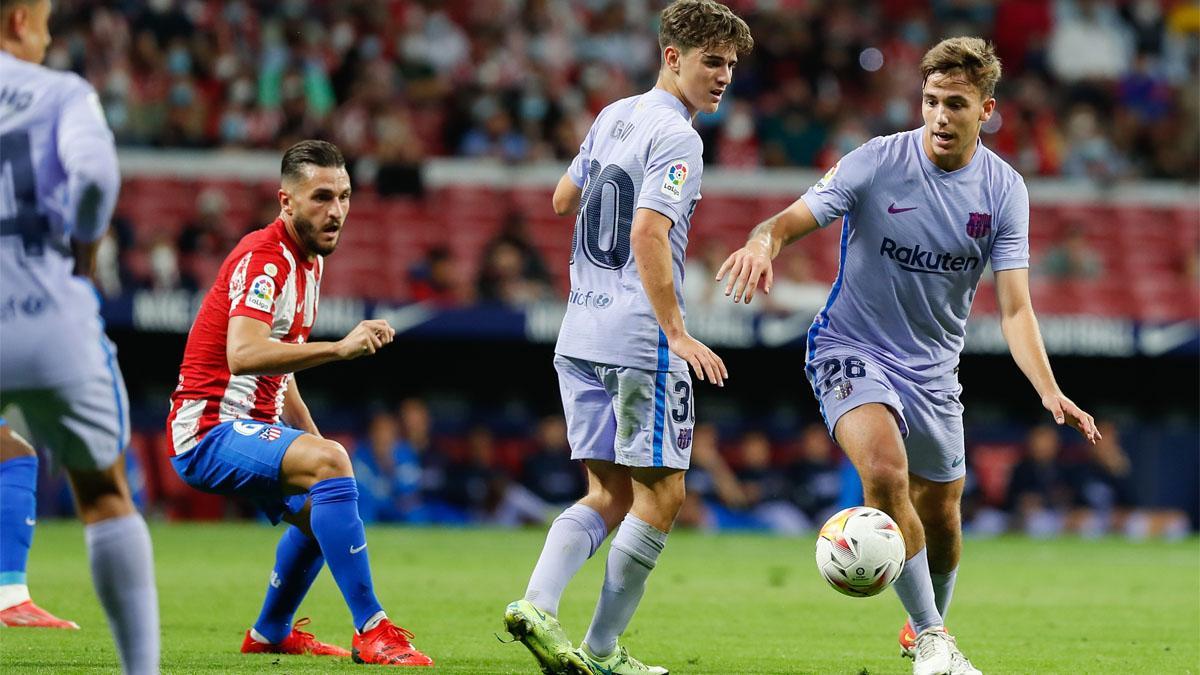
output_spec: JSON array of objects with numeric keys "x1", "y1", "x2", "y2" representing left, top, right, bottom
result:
[
  {"x1": 0, "y1": 1, "x2": 159, "y2": 671},
  {"x1": 718, "y1": 37, "x2": 1100, "y2": 675},
  {"x1": 165, "y1": 140, "x2": 431, "y2": 666},
  {"x1": 503, "y1": 2, "x2": 752, "y2": 674}
]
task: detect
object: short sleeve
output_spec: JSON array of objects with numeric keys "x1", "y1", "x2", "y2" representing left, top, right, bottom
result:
[
  {"x1": 228, "y1": 247, "x2": 290, "y2": 324},
  {"x1": 636, "y1": 130, "x2": 703, "y2": 225},
  {"x1": 799, "y1": 139, "x2": 881, "y2": 227},
  {"x1": 990, "y1": 178, "x2": 1030, "y2": 271},
  {"x1": 567, "y1": 123, "x2": 597, "y2": 188}
]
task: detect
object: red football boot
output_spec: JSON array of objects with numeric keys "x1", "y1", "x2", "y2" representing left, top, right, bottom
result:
[
  {"x1": 240, "y1": 617, "x2": 351, "y2": 657},
  {"x1": 900, "y1": 620, "x2": 953, "y2": 659},
  {"x1": 0, "y1": 600, "x2": 79, "y2": 629},
  {"x1": 351, "y1": 618, "x2": 433, "y2": 666}
]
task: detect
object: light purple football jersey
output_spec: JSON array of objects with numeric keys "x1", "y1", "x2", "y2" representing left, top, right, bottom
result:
[
  {"x1": 801, "y1": 128, "x2": 1030, "y2": 387},
  {"x1": 555, "y1": 88, "x2": 703, "y2": 372},
  {"x1": 0, "y1": 52, "x2": 121, "y2": 389}
]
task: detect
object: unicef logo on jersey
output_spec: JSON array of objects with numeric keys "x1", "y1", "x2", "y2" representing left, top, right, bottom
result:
[{"x1": 568, "y1": 288, "x2": 613, "y2": 310}]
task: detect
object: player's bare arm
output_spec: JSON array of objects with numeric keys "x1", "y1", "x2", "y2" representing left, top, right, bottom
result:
[
  {"x1": 716, "y1": 196, "x2": 822, "y2": 304},
  {"x1": 631, "y1": 207, "x2": 726, "y2": 386},
  {"x1": 995, "y1": 267, "x2": 1100, "y2": 443},
  {"x1": 552, "y1": 173, "x2": 583, "y2": 217},
  {"x1": 281, "y1": 377, "x2": 320, "y2": 437},
  {"x1": 226, "y1": 316, "x2": 396, "y2": 376}
]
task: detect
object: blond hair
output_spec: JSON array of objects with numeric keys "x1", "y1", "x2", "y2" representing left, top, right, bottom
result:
[
  {"x1": 659, "y1": 0, "x2": 754, "y2": 56},
  {"x1": 920, "y1": 37, "x2": 1001, "y2": 100}
]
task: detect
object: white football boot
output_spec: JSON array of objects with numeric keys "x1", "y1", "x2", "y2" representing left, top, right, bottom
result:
[{"x1": 912, "y1": 627, "x2": 955, "y2": 675}]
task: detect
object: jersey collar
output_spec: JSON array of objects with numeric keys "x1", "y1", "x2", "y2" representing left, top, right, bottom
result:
[{"x1": 644, "y1": 88, "x2": 692, "y2": 122}]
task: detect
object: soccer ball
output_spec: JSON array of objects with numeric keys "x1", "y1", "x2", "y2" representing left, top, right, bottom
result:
[{"x1": 815, "y1": 506, "x2": 906, "y2": 597}]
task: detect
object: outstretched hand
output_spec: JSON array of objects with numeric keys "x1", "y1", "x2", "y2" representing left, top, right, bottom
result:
[
  {"x1": 715, "y1": 242, "x2": 773, "y2": 305},
  {"x1": 1042, "y1": 392, "x2": 1100, "y2": 444}
]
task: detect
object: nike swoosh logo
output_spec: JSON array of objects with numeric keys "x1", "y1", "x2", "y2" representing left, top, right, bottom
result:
[
  {"x1": 350, "y1": 543, "x2": 367, "y2": 554},
  {"x1": 888, "y1": 203, "x2": 918, "y2": 214},
  {"x1": 951, "y1": 455, "x2": 965, "y2": 467},
  {"x1": 24, "y1": 517, "x2": 36, "y2": 526}
]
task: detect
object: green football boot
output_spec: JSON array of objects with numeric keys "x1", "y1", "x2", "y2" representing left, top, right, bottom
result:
[
  {"x1": 574, "y1": 642, "x2": 669, "y2": 675},
  {"x1": 504, "y1": 599, "x2": 588, "y2": 674}
]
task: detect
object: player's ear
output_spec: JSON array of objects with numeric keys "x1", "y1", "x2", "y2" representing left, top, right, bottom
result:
[
  {"x1": 664, "y1": 44, "x2": 681, "y2": 74},
  {"x1": 278, "y1": 187, "x2": 293, "y2": 216},
  {"x1": 979, "y1": 97, "x2": 996, "y2": 122}
]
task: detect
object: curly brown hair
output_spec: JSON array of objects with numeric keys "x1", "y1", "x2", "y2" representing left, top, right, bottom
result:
[
  {"x1": 920, "y1": 37, "x2": 1002, "y2": 100},
  {"x1": 658, "y1": 0, "x2": 754, "y2": 56}
]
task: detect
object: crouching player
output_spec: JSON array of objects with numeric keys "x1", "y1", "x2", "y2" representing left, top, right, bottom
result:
[{"x1": 166, "y1": 140, "x2": 431, "y2": 666}]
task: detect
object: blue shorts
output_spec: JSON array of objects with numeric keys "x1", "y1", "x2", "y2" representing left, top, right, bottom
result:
[
  {"x1": 806, "y1": 350, "x2": 965, "y2": 483},
  {"x1": 170, "y1": 420, "x2": 307, "y2": 524}
]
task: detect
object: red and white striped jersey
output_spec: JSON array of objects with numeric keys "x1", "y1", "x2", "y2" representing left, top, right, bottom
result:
[{"x1": 167, "y1": 219, "x2": 323, "y2": 455}]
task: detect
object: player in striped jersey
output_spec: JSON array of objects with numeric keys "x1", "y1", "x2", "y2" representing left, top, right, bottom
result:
[{"x1": 166, "y1": 141, "x2": 430, "y2": 666}]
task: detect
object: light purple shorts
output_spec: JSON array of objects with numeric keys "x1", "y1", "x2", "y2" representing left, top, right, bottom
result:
[
  {"x1": 554, "y1": 354, "x2": 693, "y2": 470},
  {"x1": 806, "y1": 350, "x2": 966, "y2": 482}
]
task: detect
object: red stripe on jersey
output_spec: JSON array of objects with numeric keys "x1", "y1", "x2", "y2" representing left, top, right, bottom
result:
[{"x1": 167, "y1": 220, "x2": 321, "y2": 455}]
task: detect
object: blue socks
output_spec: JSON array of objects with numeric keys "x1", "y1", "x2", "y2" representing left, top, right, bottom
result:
[
  {"x1": 309, "y1": 477, "x2": 383, "y2": 631},
  {"x1": 0, "y1": 456, "x2": 38, "y2": 588},
  {"x1": 253, "y1": 526, "x2": 324, "y2": 643}
]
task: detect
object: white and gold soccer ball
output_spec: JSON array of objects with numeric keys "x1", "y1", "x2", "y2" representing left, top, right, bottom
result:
[{"x1": 815, "y1": 506, "x2": 906, "y2": 597}]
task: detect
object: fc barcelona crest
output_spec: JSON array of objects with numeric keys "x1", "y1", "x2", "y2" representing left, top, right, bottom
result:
[
  {"x1": 966, "y1": 212, "x2": 992, "y2": 239},
  {"x1": 677, "y1": 427, "x2": 693, "y2": 450}
]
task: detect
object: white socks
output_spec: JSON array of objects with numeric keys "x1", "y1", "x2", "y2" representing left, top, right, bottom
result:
[
  {"x1": 86, "y1": 514, "x2": 159, "y2": 675},
  {"x1": 892, "y1": 547, "x2": 943, "y2": 635},
  {"x1": 524, "y1": 504, "x2": 608, "y2": 616},
  {"x1": 582, "y1": 514, "x2": 667, "y2": 658}
]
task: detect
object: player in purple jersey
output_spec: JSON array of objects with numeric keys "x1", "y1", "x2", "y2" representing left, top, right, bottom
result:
[
  {"x1": 0, "y1": 2, "x2": 159, "y2": 672},
  {"x1": 719, "y1": 38, "x2": 1099, "y2": 675},
  {"x1": 504, "y1": 3, "x2": 752, "y2": 674}
]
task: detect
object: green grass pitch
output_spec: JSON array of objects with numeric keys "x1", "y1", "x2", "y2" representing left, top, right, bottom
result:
[{"x1": 1, "y1": 522, "x2": 1196, "y2": 673}]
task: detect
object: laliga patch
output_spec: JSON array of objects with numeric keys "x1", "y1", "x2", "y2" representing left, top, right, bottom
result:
[
  {"x1": 245, "y1": 274, "x2": 275, "y2": 313},
  {"x1": 813, "y1": 160, "x2": 840, "y2": 192},
  {"x1": 659, "y1": 160, "x2": 689, "y2": 201}
]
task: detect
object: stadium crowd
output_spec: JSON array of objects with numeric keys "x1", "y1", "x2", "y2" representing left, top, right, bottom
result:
[
  {"x1": 36, "y1": 398, "x2": 1187, "y2": 539},
  {"x1": 47, "y1": 0, "x2": 1199, "y2": 181}
]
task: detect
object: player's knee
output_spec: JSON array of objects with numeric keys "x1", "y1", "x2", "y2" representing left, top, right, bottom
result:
[
  {"x1": 861, "y1": 462, "x2": 909, "y2": 501},
  {"x1": 311, "y1": 440, "x2": 353, "y2": 481}
]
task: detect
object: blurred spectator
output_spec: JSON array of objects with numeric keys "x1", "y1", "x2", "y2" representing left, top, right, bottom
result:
[
  {"x1": 177, "y1": 188, "x2": 230, "y2": 290},
  {"x1": 409, "y1": 245, "x2": 468, "y2": 305},
  {"x1": 735, "y1": 431, "x2": 808, "y2": 534},
  {"x1": 476, "y1": 226, "x2": 554, "y2": 307},
  {"x1": 519, "y1": 416, "x2": 585, "y2": 507},
  {"x1": 1072, "y1": 422, "x2": 1189, "y2": 539},
  {"x1": 442, "y1": 425, "x2": 546, "y2": 525},
  {"x1": 1007, "y1": 424, "x2": 1077, "y2": 536},
  {"x1": 1040, "y1": 224, "x2": 1105, "y2": 280},
  {"x1": 678, "y1": 423, "x2": 748, "y2": 530},
  {"x1": 43, "y1": 0, "x2": 1194, "y2": 180},
  {"x1": 353, "y1": 409, "x2": 422, "y2": 524},
  {"x1": 785, "y1": 424, "x2": 842, "y2": 530}
]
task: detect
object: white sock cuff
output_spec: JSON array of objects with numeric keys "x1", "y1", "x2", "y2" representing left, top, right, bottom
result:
[
  {"x1": 84, "y1": 513, "x2": 149, "y2": 547},
  {"x1": 611, "y1": 514, "x2": 667, "y2": 569},
  {"x1": 557, "y1": 504, "x2": 609, "y2": 556}
]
